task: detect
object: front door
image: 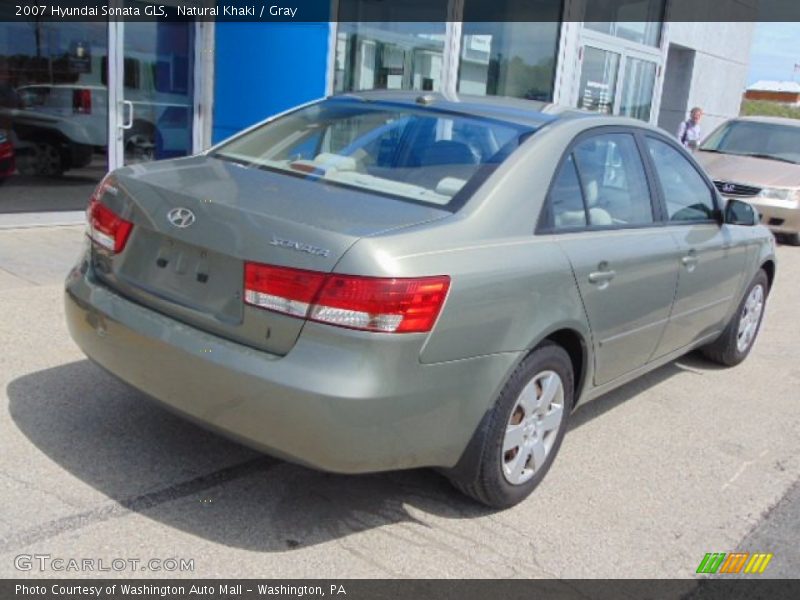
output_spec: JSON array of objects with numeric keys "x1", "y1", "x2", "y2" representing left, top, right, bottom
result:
[
  {"x1": 109, "y1": 3, "x2": 196, "y2": 169},
  {"x1": 643, "y1": 136, "x2": 749, "y2": 356}
]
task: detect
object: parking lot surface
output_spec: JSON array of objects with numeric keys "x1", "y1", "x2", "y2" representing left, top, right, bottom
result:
[{"x1": 0, "y1": 225, "x2": 798, "y2": 579}]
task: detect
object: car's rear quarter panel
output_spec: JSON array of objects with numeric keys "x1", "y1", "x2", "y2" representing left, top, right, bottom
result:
[{"x1": 334, "y1": 122, "x2": 594, "y2": 369}]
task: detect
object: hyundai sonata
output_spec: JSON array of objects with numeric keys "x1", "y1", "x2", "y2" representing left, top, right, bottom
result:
[{"x1": 65, "y1": 92, "x2": 776, "y2": 508}]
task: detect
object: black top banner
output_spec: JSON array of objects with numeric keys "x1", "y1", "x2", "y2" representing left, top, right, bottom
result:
[{"x1": 1, "y1": 0, "x2": 799, "y2": 23}]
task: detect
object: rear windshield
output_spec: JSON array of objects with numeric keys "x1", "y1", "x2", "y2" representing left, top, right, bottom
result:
[
  {"x1": 211, "y1": 99, "x2": 537, "y2": 208},
  {"x1": 700, "y1": 120, "x2": 800, "y2": 165}
]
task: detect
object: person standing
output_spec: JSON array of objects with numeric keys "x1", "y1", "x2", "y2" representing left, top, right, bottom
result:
[{"x1": 677, "y1": 107, "x2": 703, "y2": 151}]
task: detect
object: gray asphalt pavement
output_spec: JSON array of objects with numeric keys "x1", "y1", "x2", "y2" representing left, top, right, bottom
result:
[{"x1": 0, "y1": 225, "x2": 798, "y2": 580}]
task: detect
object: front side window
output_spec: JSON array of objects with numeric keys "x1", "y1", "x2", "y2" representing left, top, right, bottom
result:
[
  {"x1": 212, "y1": 99, "x2": 536, "y2": 208},
  {"x1": 646, "y1": 137, "x2": 716, "y2": 221},
  {"x1": 572, "y1": 133, "x2": 654, "y2": 226}
]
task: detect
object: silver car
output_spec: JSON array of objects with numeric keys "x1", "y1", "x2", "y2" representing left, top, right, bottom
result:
[{"x1": 65, "y1": 92, "x2": 776, "y2": 508}]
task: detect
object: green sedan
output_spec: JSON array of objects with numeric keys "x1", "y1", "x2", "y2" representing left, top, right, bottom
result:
[{"x1": 65, "y1": 92, "x2": 776, "y2": 508}]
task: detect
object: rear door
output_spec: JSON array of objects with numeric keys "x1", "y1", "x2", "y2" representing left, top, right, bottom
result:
[
  {"x1": 643, "y1": 136, "x2": 749, "y2": 357},
  {"x1": 541, "y1": 129, "x2": 680, "y2": 386}
]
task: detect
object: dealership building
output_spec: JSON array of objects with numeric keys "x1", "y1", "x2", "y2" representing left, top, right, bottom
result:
[{"x1": 0, "y1": 0, "x2": 756, "y2": 211}]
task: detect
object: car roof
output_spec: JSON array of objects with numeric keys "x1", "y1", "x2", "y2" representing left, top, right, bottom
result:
[
  {"x1": 330, "y1": 90, "x2": 604, "y2": 128},
  {"x1": 328, "y1": 90, "x2": 669, "y2": 137},
  {"x1": 731, "y1": 115, "x2": 800, "y2": 128}
]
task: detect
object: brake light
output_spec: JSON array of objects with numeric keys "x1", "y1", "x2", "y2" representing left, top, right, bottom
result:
[
  {"x1": 86, "y1": 178, "x2": 132, "y2": 253},
  {"x1": 244, "y1": 264, "x2": 326, "y2": 318},
  {"x1": 244, "y1": 263, "x2": 450, "y2": 334},
  {"x1": 73, "y1": 89, "x2": 91, "y2": 114}
]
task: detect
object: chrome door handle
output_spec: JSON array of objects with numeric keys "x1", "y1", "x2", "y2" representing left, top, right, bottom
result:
[
  {"x1": 121, "y1": 100, "x2": 134, "y2": 130},
  {"x1": 588, "y1": 270, "x2": 616, "y2": 284},
  {"x1": 681, "y1": 249, "x2": 698, "y2": 267}
]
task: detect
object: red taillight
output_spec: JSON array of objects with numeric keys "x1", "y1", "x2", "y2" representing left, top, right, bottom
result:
[
  {"x1": 244, "y1": 262, "x2": 450, "y2": 334},
  {"x1": 86, "y1": 179, "x2": 132, "y2": 254},
  {"x1": 73, "y1": 89, "x2": 91, "y2": 114},
  {"x1": 244, "y1": 263, "x2": 326, "y2": 318}
]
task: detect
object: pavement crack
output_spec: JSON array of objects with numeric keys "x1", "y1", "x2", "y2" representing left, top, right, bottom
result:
[
  {"x1": 0, "y1": 471, "x2": 84, "y2": 509},
  {"x1": 0, "y1": 456, "x2": 276, "y2": 554},
  {"x1": 0, "y1": 265, "x2": 38, "y2": 287}
]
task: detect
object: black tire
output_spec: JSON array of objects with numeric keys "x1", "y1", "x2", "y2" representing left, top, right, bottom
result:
[
  {"x1": 446, "y1": 342, "x2": 573, "y2": 509},
  {"x1": 17, "y1": 142, "x2": 64, "y2": 176},
  {"x1": 700, "y1": 270, "x2": 769, "y2": 367}
]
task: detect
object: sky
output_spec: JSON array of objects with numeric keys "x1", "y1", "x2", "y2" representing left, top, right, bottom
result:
[{"x1": 747, "y1": 22, "x2": 800, "y2": 85}]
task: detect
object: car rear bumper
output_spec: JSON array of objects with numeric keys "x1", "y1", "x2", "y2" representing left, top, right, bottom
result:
[{"x1": 65, "y1": 259, "x2": 518, "y2": 474}]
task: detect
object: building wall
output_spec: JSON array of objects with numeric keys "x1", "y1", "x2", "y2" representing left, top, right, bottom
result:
[
  {"x1": 658, "y1": 44, "x2": 694, "y2": 136},
  {"x1": 212, "y1": 22, "x2": 331, "y2": 144},
  {"x1": 663, "y1": 19, "x2": 756, "y2": 137}
]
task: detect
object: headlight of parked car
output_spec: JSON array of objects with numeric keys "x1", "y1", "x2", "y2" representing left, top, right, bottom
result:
[{"x1": 757, "y1": 187, "x2": 798, "y2": 202}]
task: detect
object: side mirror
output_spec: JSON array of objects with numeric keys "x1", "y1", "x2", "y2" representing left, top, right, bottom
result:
[{"x1": 724, "y1": 198, "x2": 758, "y2": 226}]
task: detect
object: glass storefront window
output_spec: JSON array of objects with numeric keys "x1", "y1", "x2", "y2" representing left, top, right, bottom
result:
[
  {"x1": 583, "y1": 0, "x2": 665, "y2": 46},
  {"x1": 457, "y1": 22, "x2": 560, "y2": 101},
  {"x1": 577, "y1": 47, "x2": 620, "y2": 115},
  {"x1": 334, "y1": 23, "x2": 447, "y2": 93},
  {"x1": 121, "y1": 18, "x2": 195, "y2": 164},
  {"x1": 584, "y1": 22, "x2": 662, "y2": 48},
  {"x1": 334, "y1": 1, "x2": 563, "y2": 100},
  {"x1": 0, "y1": 21, "x2": 109, "y2": 212},
  {"x1": 619, "y1": 57, "x2": 657, "y2": 121}
]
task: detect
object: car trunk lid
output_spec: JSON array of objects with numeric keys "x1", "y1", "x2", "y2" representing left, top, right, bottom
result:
[{"x1": 94, "y1": 155, "x2": 450, "y2": 355}]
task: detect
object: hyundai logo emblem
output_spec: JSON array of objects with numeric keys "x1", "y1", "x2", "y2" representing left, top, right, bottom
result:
[
  {"x1": 167, "y1": 207, "x2": 196, "y2": 229},
  {"x1": 722, "y1": 183, "x2": 736, "y2": 193}
]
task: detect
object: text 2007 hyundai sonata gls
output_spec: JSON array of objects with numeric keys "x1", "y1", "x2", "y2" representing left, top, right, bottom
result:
[{"x1": 65, "y1": 92, "x2": 776, "y2": 508}]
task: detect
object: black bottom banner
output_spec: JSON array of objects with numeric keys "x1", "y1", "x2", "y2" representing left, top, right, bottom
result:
[{"x1": 3, "y1": 579, "x2": 800, "y2": 600}]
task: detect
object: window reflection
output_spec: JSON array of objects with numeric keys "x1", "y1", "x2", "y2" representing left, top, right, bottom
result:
[
  {"x1": 584, "y1": 22, "x2": 662, "y2": 47},
  {"x1": 620, "y1": 57, "x2": 657, "y2": 121},
  {"x1": 583, "y1": 0, "x2": 665, "y2": 46},
  {"x1": 578, "y1": 47, "x2": 620, "y2": 114},
  {"x1": 334, "y1": 23, "x2": 446, "y2": 93},
  {"x1": 458, "y1": 22, "x2": 560, "y2": 101},
  {"x1": 0, "y1": 21, "x2": 108, "y2": 212},
  {"x1": 121, "y1": 19, "x2": 194, "y2": 164}
]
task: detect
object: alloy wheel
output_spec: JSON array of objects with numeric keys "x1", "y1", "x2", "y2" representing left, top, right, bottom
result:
[
  {"x1": 501, "y1": 370, "x2": 565, "y2": 485},
  {"x1": 736, "y1": 284, "x2": 764, "y2": 354}
]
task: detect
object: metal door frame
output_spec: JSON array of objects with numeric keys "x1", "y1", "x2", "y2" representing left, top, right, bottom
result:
[{"x1": 107, "y1": 13, "x2": 211, "y2": 171}]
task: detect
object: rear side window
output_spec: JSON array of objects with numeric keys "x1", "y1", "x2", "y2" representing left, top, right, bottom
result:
[
  {"x1": 550, "y1": 155, "x2": 587, "y2": 229},
  {"x1": 646, "y1": 137, "x2": 716, "y2": 222},
  {"x1": 212, "y1": 99, "x2": 537, "y2": 209},
  {"x1": 572, "y1": 133, "x2": 654, "y2": 226}
]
